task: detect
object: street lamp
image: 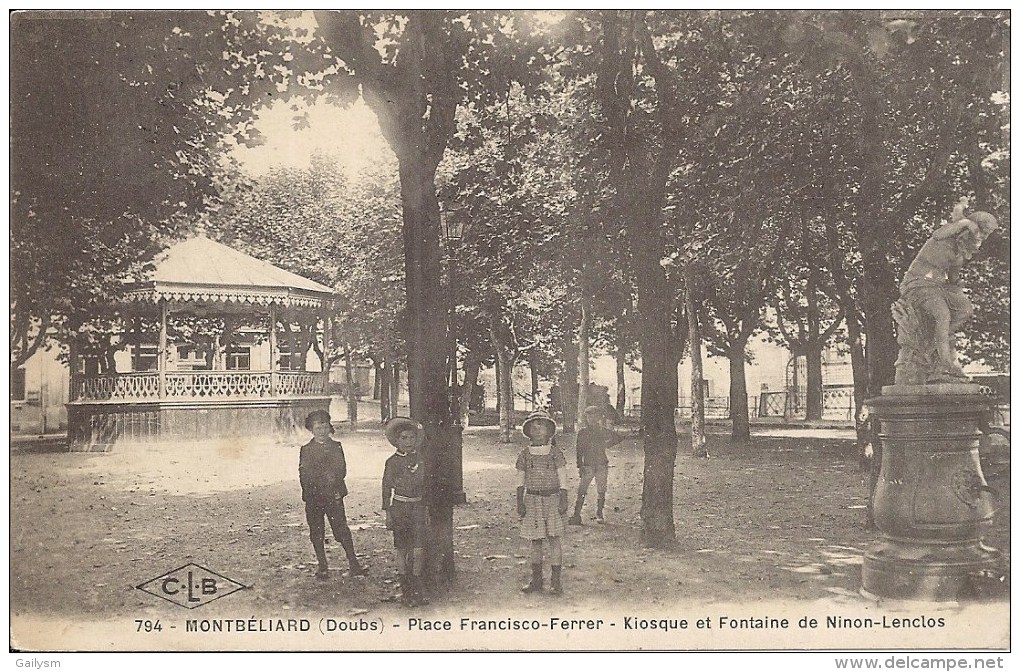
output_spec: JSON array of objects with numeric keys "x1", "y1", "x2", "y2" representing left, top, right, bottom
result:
[
  {"x1": 441, "y1": 207, "x2": 470, "y2": 394},
  {"x1": 440, "y1": 206, "x2": 466, "y2": 241},
  {"x1": 441, "y1": 204, "x2": 468, "y2": 506}
]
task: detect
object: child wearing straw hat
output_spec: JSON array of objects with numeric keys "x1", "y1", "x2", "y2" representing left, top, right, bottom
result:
[
  {"x1": 515, "y1": 411, "x2": 569, "y2": 595},
  {"x1": 382, "y1": 417, "x2": 429, "y2": 606},
  {"x1": 299, "y1": 409, "x2": 368, "y2": 580}
]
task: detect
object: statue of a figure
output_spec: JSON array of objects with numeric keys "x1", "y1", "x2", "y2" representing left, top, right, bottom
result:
[{"x1": 893, "y1": 207, "x2": 998, "y2": 385}]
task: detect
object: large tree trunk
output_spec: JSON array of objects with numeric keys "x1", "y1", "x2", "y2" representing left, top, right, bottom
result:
[
  {"x1": 847, "y1": 312, "x2": 871, "y2": 478},
  {"x1": 494, "y1": 355, "x2": 502, "y2": 425},
  {"x1": 344, "y1": 346, "x2": 358, "y2": 430},
  {"x1": 637, "y1": 313, "x2": 679, "y2": 547},
  {"x1": 458, "y1": 351, "x2": 481, "y2": 428},
  {"x1": 496, "y1": 349, "x2": 515, "y2": 443},
  {"x1": 373, "y1": 358, "x2": 383, "y2": 400},
  {"x1": 489, "y1": 313, "x2": 517, "y2": 444},
  {"x1": 398, "y1": 158, "x2": 457, "y2": 580},
  {"x1": 390, "y1": 361, "x2": 402, "y2": 419},
  {"x1": 729, "y1": 338, "x2": 751, "y2": 443},
  {"x1": 686, "y1": 287, "x2": 707, "y2": 458},
  {"x1": 805, "y1": 275, "x2": 824, "y2": 421},
  {"x1": 596, "y1": 11, "x2": 685, "y2": 547},
  {"x1": 379, "y1": 360, "x2": 392, "y2": 424},
  {"x1": 310, "y1": 12, "x2": 464, "y2": 577},
  {"x1": 848, "y1": 317, "x2": 867, "y2": 427},
  {"x1": 615, "y1": 347, "x2": 627, "y2": 417},
  {"x1": 629, "y1": 193, "x2": 682, "y2": 547},
  {"x1": 860, "y1": 249, "x2": 899, "y2": 396},
  {"x1": 529, "y1": 353, "x2": 540, "y2": 412},
  {"x1": 847, "y1": 62, "x2": 903, "y2": 399},
  {"x1": 313, "y1": 8, "x2": 467, "y2": 582},
  {"x1": 576, "y1": 295, "x2": 591, "y2": 420},
  {"x1": 805, "y1": 344, "x2": 824, "y2": 421},
  {"x1": 560, "y1": 332, "x2": 579, "y2": 434}
]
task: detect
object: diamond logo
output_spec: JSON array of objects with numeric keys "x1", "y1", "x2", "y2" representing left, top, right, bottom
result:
[{"x1": 136, "y1": 563, "x2": 246, "y2": 609}]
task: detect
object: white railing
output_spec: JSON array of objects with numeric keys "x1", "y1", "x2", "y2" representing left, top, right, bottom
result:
[
  {"x1": 76, "y1": 370, "x2": 326, "y2": 401},
  {"x1": 78, "y1": 372, "x2": 160, "y2": 401},
  {"x1": 276, "y1": 370, "x2": 327, "y2": 396},
  {"x1": 165, "y1": 371, "x2": 273, "y2": 399}
]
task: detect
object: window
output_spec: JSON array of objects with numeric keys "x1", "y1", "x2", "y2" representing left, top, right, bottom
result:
[
  {"x1": 278, "y1": 342, "x2": 305, "y2": 371},
  {"x1": 11, "y1": 368, "x2": 26, "y2": 401},
  {"x1": 175, "y1": 345, "x2": 212, "y2": 371},
  {"x1": 129, "y1": 344, "x2": 159, "y2": 372},
  {"x1": 226, "y1": 346, "x2": 251, "y2": 371}
]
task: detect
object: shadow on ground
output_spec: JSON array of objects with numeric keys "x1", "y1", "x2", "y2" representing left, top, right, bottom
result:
[{"x1": 10, "y1": 425, "x2": 1009, "y2": 649}]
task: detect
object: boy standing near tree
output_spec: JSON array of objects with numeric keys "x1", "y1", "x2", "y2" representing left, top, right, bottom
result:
[
  {"x1": 299, "y1": 410, "x2": 368, "y2": 580},
  {"x1": 568, "y1": 405, "x2": 624, "y2": 525},
  {"x1": 382, "y1": 417, "x2": 429, "y2": 606}
]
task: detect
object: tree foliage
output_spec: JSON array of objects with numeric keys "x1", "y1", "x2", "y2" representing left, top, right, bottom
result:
[
  {"x1": 9, "y1": 10, "x2": 294, "y2": 368},
  {"x1": 211, "y1": 153, "x2": 406, "y2": 368}
]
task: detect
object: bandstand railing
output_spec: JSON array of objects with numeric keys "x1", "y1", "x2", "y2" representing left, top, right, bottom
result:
[
  {"x1": 276, "y1": 370, "x2": 326, "y2": 396},
  {"x1": 77, "y1": 372, "x2": 161, "y2": 401},
  {"x1": 75, "y1": 370, "x2": 326, "y2": 402}
]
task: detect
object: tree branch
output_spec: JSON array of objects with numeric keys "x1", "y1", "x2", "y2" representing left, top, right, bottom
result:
[
  {"x1": 313, "y1": 11, "x2": 405, "y2": 152},
  {"x1": 889, "y1": 92, "x2": 967, "y2": 226},
  {"x1": 10, "y1": 312, "x2": 50, "y2": 370},
  {"x1": 634, "y1": 14, "x2": 683, "y2": 191},
  {"x1": 823, "y1": 219, "x2": 863, "y2": 326},
  {"x1": 820, "y1": 307, "x2": 846, "y2": 343},
  {"x1": 774, "y1": 302, "x2": 800, "y2": 349}
]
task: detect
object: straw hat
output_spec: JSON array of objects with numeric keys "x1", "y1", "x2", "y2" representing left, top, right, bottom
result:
[
  {"x1": 385, "y1": 416, "x2": 424, "y2": 448},
  {"x1": 521, "y1": 412, "x2": 557, "y2": 439}
]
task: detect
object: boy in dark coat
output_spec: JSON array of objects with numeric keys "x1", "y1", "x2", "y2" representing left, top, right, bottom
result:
[
  {"x1": 568, "y1": 405, "x2": 624, "y2": 525},
  {"x1": 299, "y1": 410, "x2": 368, "y2": 580}
]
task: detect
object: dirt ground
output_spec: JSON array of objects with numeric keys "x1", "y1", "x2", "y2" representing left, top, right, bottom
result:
[{"x1": 9, "y1": 422, "x2": 1011, "y2": 652}]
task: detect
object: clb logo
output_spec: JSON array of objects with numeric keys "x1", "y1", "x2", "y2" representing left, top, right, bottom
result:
[{"x1": 136, "y1": 564, "x2": 246, "y2": 609}]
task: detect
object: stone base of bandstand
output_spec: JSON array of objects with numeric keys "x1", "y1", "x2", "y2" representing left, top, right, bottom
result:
[
  {"x1": 67, "y1": 397, "x2": 331, "y2": 452},
  {"x1": 861, "y1": 383, "x2": 1001, "y2": 602}
]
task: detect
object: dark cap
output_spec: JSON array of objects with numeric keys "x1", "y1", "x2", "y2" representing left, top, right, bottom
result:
[{"x1": 304, "y1": 409, "x2": 333, "y2": 432}]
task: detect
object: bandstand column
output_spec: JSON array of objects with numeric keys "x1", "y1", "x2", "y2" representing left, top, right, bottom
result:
[
  {"x1": 158, "y1": 301, "x2": 168, "y2": 399},
  {"x1": 269, "y1": 304, "x2": 278, "y2": 396},
  {"x1": 68, "y1": 337, "x2": 80, "y2": 402},
  {"x1": 322, "y1": 312, "x2": 332, "y2": 391}
]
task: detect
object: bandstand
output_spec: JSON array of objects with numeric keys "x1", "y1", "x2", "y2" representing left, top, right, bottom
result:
[{"x1": 67, "y1": 235, "x2": 335, "y2": 451}]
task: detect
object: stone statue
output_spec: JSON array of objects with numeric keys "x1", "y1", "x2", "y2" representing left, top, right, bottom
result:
[{"x1": 893, "y1": 206, "x2": 998, "y2": 385}]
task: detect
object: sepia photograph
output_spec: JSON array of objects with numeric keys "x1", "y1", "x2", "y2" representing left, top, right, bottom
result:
[{"x1": 7, "y1": 8, "x2": 1012, "y2": 664}]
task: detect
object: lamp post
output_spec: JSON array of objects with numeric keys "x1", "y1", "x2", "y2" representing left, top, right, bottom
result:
[
  {"x1": 441, "y1": 206, "x2": 465, "y2": 398},
  {"x1": 441, "y1": 206, "x2": 468, "y2": 507}
]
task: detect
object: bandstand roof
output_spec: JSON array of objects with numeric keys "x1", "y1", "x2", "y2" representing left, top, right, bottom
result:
[{"x1": 125, "y1": 235, "x2": 335, "y2": 309}]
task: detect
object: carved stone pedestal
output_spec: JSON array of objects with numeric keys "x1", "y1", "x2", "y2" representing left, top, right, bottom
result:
[{"x1": 862, "y1": 384, "x2": 999, "y2": 601}]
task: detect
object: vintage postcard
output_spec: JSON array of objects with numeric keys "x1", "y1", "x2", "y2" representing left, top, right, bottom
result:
[{"x1": 8, "y1": 8, "x2": 1011, "y2": 664}]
